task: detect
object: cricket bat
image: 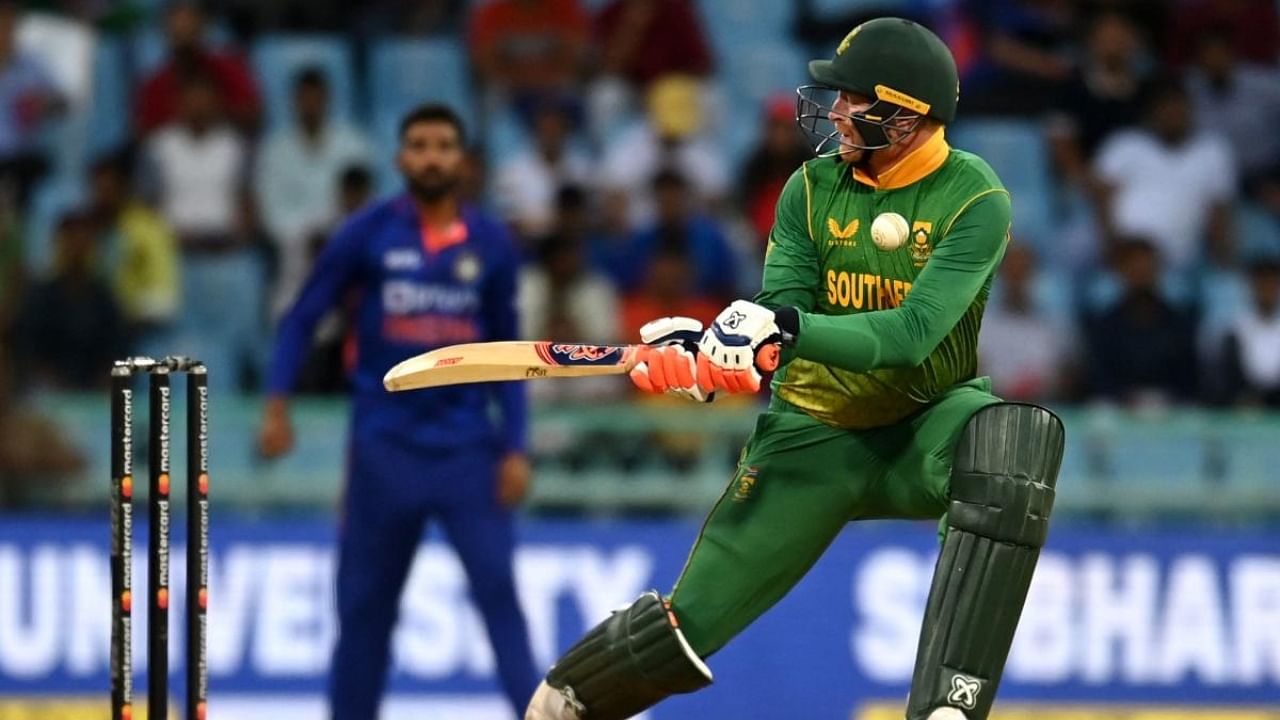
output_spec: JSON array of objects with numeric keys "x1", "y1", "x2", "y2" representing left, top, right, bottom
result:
[{"x1": 383, "y1": 341, "x2": 640, "y2": 392}]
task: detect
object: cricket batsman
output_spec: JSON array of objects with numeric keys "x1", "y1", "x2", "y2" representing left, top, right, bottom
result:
[
  {"x1": 526, "y1": 18, "x2": 1064, "y2": 720},
  {"x1": 259, "y1": 104, "x2": 539, "y2": 718}
]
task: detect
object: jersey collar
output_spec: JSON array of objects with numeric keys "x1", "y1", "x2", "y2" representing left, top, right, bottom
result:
[{"x1": 851, "y1": 127, "x2": 950, "y2": 190}]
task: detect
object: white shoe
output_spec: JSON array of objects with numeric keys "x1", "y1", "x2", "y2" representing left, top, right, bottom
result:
[{"x1": 525, "y1": 680, "x2": 584, "y2": 720}]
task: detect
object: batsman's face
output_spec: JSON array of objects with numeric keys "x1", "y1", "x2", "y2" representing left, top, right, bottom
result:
[
  {"x1": 829, "y1": 91, "x2": 872, "y2": 162},
  {"x1": 398, "y1": 121, "x2": 464, "y2": 201}
]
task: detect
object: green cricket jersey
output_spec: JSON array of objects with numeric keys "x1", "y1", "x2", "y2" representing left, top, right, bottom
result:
[{"x1": 756, "y1": 130, "x2": 1011, "y2": 429}]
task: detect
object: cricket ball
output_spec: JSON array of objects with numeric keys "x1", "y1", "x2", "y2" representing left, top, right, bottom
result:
[{"x1": 871, "y1": 212, "x2": 909, "y2": 251}]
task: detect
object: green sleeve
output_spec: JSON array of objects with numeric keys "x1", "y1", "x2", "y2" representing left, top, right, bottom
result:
[
  {"x1": 754, "y1": 166, "x2": 820, "y2": 313},
  {"x1": 793, "y1": 190, "x2": 1011, "y2": 372}
]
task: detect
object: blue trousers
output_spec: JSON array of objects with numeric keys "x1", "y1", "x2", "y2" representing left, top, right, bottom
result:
[{"x1": 328, "y1": 436, "x2": 539, "y2": 718}]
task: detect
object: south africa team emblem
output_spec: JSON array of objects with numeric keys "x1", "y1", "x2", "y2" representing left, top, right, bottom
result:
[{"x1": 910, "y1": 221, "x2": 933, "y2": 266}]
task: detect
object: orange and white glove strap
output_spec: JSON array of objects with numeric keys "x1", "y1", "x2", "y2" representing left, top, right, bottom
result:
[{"x1": 695, "y1": 300, "x2": 783, "y2": 395}]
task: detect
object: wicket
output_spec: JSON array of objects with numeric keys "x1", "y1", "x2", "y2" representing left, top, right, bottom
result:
[{"x1": 110, "y1": 356, "x2": 210, "y2": 720}]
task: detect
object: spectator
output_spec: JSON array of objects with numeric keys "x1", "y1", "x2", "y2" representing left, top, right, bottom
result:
[
  {"x1": 1220, "y1": 256, "x2": 1280, "y2": 406},
  {"x1": 255, "y1": 66, "x2": 371, "y2": 318},
  {"x1": 13, "y1": 211, "x2": 125, "y2": 390},
  {"x1": 145, "y1": 70, "x2": 252, "y2": 251},
  {"x1": 1186, "y1": 26, "x2": 1280, "y2": 194},
  {"x1": 793, "y1": 0, "x2": 933, "y2": 58},
  {"x1": 519, "y1": 187, "x2": 622, "y2": 402},
  {"x1": 0, "y1": 190, "x2": 19, "y2": 335},
  {"x1": 1093, "y1": 75, "x2": 1236, "y2": 270},
  {"x1": 740, "y1": 95, "x2": 811, "y2": 245},
  {"x1": 619, "y1": 245, "x2": 721, "y2": 345},
  {"x1": 978, "y1": 244, "x2": 1075, "y2": 402},
  {"x1": 518, "y1": 187, "x2": 619, "y2": 343},
  {"x1": 134, "y1": 1, "x2": 261, "y2": 137},
  {"x1": 492, "y1": 98, "x2": 591, "y2": 244},
  {"x1": 957, "y1": 0, "x2": 1077, "y2": 116},
  {"x1": 588, "y1": 187, "x2": 634, "y2": 284},
  {"x1": 89, "y1": 151, "x2": 179, "y2": 353},
  {"x1": 0, "y1": 0, "x2": 64, "y2": 206},
  {"x1": 1047, "y1": 9, "x2": 1151, "y2": 189},
  {"x1": 595, "y1": 0, "x2": 711, "y2": 87},
  {"x1": 1167, "y1": 0, "x2": 1279, "y2": 68},
  {"x1": 337, "y1": 164, "x2": 374, "y2": 216},
  {"x1": 601, "y1": 74, "x2": 730, "y2": 226},
  {"x1": 589, "y1": 0, "x2": 712, "y2": 138},
  {"x1": 144, "y1": 69, "x2": 262, "y2": 392},
  {"x1": 294, "y1": 165, "x2": 376, "y2": 394},
  {"x1": 460, "y1": 143, "x2": 489, "y2": 207},
  {"x1": 616, "y1": 169, "x2": 738, "y2": 299},
  {"x1": 1082, "y1": 238, "x2": 1198, "y2": 405},
  {"x1": 468, "y1": 0, "x2": 590, "y2": 118}
]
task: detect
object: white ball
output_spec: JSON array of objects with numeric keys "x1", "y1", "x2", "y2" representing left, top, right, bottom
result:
[
  {"x1": 927, "y1": 709, "x2": 969, "y2": 720},
  {"x1": 871, "y1": 212, "x2": 910, "y2": 251}
]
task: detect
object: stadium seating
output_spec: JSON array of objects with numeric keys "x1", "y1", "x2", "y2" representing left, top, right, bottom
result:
[
  {"x1": 87, "y1": 36, "x2": 130, "y2": 157},
  {"x1": 22, "y1": 179, "x2": 85, "y2": 277},
  {"x1": 947, "y1": 118, "x2": 1057, "y2": 251},
  {"x1": 367, "y1": 38, "x2": 471, "y2": 192},
  {"x1": 716, "y1": 38, "x2": 809, "y2": 162},
  {"x1": 1236, "y1": 201, "x2": 1280, "y2": 259},
  {"x1": 251, "y1": 34, "x2": 357, "y2": 131},
  {"x1": 699, "y1": 0, "x2": 798, "y2": 57}
]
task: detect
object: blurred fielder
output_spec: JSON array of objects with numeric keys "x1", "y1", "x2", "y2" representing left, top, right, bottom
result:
[
  {"x1": 527, "y1": 18, "x2": 1065, "y2": 720},
  {"x1": 260, "y1": 104, "x2": 538, "y2": 718}
]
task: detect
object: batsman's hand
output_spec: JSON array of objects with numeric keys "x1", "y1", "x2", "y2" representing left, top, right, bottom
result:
[
  {"x1": 497, "y1": 452, "x2": 531, "y2": 507},
  {"x1": 696, "y1": 300, "x2": 784, "y2": 394},
  {"x1": 628, "y1": 316, "x2": 713, "y2": 402},
  {"x1": 258, "y1": 397, "x2": 295, "y2": 459}
]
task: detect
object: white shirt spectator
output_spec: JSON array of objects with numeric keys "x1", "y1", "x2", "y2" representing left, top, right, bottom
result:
[
  {"x1": 1095, "y1": 129, "x2": 1236, "y2": 269},
  {"x1": 517, "y1": 265, "x2": 619, "y2": 342},
  {"x1": 979, "y1": 306, "x2": 1074, "y2": 402},
  {"x1": 256, "y1": 124, "x2": 370, "y2": 246},
  {"x1": 1229, "y1": 307, "x2": 1280, "y2": 388},
  {"x1": 600, "y1": 122, "x2": 729, "y2": 228},
  {"x1": 492, "y1": 145, "x2": 592, "y2": 239},
  {"x1": 1187, "y1": 65, "x2": 1280, "y2": 179},
  {"x1": 146, "y1": 124, "x2": 247, "y2": 237},
  {"x1": 254, "y1": 123, "x2": 370, "y2": 315},
  {"x1": 518, "y1": 264, "x2": 622, "y2": 402}
]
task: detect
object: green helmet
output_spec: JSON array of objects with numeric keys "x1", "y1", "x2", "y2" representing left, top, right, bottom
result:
[{"x1": 807, "y1": 17, "x2": 959, "y2": 124}]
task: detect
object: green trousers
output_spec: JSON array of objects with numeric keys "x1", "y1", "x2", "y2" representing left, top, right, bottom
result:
[{"x1": 668, "y1": 378, "x2": 1000, "y2": 657}]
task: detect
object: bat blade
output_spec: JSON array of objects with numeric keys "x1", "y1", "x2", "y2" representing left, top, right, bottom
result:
[{"x1": 383, "y1": 341, "x2": 639, "y2": 392}]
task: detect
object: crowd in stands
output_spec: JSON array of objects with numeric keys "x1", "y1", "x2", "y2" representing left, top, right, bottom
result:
[{"x1": 2, "y1": 0, "x2": 1280, "y2": 453}]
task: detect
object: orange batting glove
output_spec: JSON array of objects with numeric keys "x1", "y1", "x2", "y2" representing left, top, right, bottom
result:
[{"x1": 627, "y1": 317, "x2": 713, "y2": 402}]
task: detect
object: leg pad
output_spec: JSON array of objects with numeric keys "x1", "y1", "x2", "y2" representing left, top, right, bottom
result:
[
  {"x1": 907, "y1": 403, "x2": 1065, "y2": 719},
  {"x1": 544, "y1": 591, "x2": 712, "y2": 719}
]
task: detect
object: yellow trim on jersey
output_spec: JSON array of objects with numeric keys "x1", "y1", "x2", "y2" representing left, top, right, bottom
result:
[
  {"x1": 852, "y1": 128, "x2": 949, "y2": 190},
  {"x1": 942, "y1": 187, "x2": 1010, "y2": 238},
  {"x1": 802, "y1": 162, "x2": 815, "y2": 242}
]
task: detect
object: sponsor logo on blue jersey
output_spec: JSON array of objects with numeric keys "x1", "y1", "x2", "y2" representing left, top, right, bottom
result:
[{"x1": 382, "y1": 281, "x2": 479, "y2": 315}]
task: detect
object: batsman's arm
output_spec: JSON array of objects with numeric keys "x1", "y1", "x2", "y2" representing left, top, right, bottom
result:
[
  {"x1": 755, "y1": 167, "x2": 821, "y2": 313},
  {"x1": 481, "y1": 224, "x2": 528, "y2": 455},
  {"x1": 784, "y1": 189, "x2": 1011, "y2": 372},
  {"x1": 753, "y1": 165, "x2": 821, "y2": 366}
]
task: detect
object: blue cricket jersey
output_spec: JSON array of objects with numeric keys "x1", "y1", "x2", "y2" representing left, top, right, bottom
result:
[{"x1": 267, "y1": 194, "x2": 527, "y2": 453}]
